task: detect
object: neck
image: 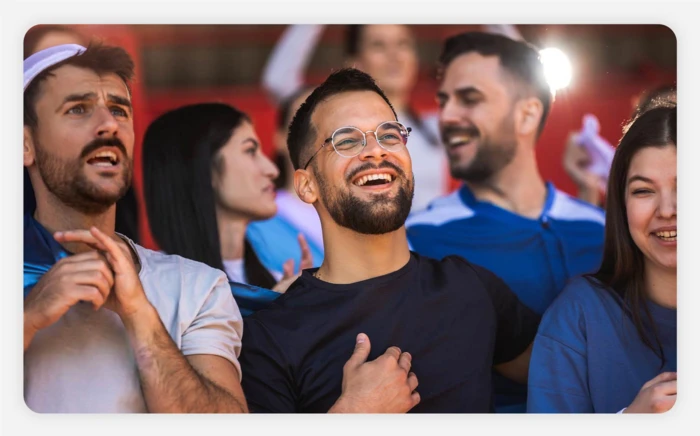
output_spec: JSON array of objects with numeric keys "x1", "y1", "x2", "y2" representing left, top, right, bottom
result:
[
  {"x1": 465, "y1": 144, "x2": 547, "y2": 219},
  {"x1": 644, "y1": 261, "x2": 677, "y2": 309},
  {"x1": 317, "y1": 217, "x2": 411, "y2": 284},
  {"x1": 216, "y1": 207, "x2": 248, "y2": 261},
  {"x1": 33, "y1": 191, "x2": 116, "y2": 254},
  {"x1": 386, "y1": 91, "x2": 408, "y2": 115}
]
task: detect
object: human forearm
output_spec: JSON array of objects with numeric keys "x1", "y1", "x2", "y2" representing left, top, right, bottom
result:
[{"x1": 123, "y1": 303, "x2": 246, "y2": 413}]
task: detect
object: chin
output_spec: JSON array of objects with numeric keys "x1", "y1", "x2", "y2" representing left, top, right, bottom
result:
[{"x1": 251, "y1": 208, "x2": 277, "y2": 222}]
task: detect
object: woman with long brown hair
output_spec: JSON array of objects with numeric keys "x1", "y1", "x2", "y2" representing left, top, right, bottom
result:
[{"x1": 527, "y1": 104, "x2": 677, "y2": 413}]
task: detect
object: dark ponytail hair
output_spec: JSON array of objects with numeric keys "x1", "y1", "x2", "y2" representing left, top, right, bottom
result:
[
  {"x1": 143, "y1": 102, "x2": 277, "y2": 289},
  {"x1": 587, "y1": 105, "x2": 676, "y2": 368}
]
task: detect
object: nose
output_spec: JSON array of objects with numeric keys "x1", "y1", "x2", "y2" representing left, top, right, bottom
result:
[
  {"x1": 94, "y1": 106, "x2": 119, "y2": 138},
  {"x1": 358, "y1": 132, "x2": 388, "y2": 162},
  {"x1": 657, "y1": 188, "x2": 677, "y2": 219},
  {"x1": 440, "y1": 96, "x2": 464, "y2": 126},
  {"x1": 262, "y1": 152, "x2": 280, "y2": 180}
]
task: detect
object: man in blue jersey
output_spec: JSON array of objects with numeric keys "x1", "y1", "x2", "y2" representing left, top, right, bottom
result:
[{"x1": 405, "y1": 32, "x2": 605, "y2": 412}]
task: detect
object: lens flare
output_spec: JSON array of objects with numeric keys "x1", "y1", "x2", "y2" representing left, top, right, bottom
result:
[{"x1": 540, "y1": 47, "x2": 572, "y2": 94}]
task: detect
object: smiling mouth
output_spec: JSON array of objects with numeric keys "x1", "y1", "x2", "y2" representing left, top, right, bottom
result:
[
  {"x1": 653, "y1": 230, "x2": 677, "y2": 242},
  {"x1": 446, "y1": 134, "x2": 477, "y2": 149},
  {"x1": 354, "y1": 173, "x2": 395, "y2": 187},
  {"x1": 86, "y1": 150, "x2": 119, "y2": 167}
]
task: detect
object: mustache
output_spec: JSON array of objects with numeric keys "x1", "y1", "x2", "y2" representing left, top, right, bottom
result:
[
  {"x1": 346, "y1": 160, "x2": 406, "y2": 183},
  {"x1": 440, "y1": 125, "x2": 480, "y2": 145},
  {"x1": 79, "y1": 137, "x2": 128, "y2": 160}
]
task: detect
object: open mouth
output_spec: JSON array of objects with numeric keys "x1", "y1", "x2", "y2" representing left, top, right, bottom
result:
[
  {"x1": 653, "y1": 230, "x2": 677, "y2": 242},
  {"x1": 86, "y1": 150, "x2": 120, "y2": 167},
  {"x1": 446, "y1": 133, "x2": 477, "y2": 150},
  {"x1": 353, "y1": 172, "x2": 395, "y2": 187}
]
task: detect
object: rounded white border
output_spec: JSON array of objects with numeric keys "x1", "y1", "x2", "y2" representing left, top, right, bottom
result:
[{"x1": 4, "y1": 1, "x2": 694, "y2": 434}]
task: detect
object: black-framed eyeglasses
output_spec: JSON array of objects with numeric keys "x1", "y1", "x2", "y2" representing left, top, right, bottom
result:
[{"x1": 303, "y1": 121, "x2": 412, "y2": 170}]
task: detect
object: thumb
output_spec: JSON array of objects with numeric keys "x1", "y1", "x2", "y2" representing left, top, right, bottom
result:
[{"x1": 346, "y1": 333, "x2": 371, "y2": 368}]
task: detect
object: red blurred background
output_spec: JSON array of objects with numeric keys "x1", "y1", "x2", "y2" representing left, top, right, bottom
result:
[{"x1": 47, "y1": 24, "x2": 676, "y2": 249}]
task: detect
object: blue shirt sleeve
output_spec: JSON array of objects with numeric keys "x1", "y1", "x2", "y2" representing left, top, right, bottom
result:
[{"x1": 527, "y1": 279, "x2": 593, "y2": 413}]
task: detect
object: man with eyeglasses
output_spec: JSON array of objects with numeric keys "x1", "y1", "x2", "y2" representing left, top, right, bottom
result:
[{"x1": 238, "y1": 68, "x2": 540, "y2": 413}]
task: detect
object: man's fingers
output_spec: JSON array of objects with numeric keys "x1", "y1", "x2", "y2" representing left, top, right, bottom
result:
[
  {"x1": 643, "y1": 372, "x2": 677, "y2": 390},
  {"x1": 383, "y1": 346, "x2": 402, "y2": 361},
  {"x1": 410, "y1": 391, "x2": 421, "y2": 408},
  {"x1": 58, "y1": 250, "x2": 103, "y2": 265},
  {"x1": 397, "y1": 351, "x2": 412, "y2": 374},
  {"x1": 407, "y1": 372, "x2": 419, "y2": 392},
  {"x1": 346, "y1": 333, "x2": 371, "y2": 368},
  {"x1": 89, "y1": 227, "x2": 129, "y2": 274},
  {"x1": 55, "y1": 230, "x2": 108, "y2": 252},
  {"x1": 73, "y1": 270, "x2": 112, "y2": 302},
  {"x1": 73, "y1": 285, "x2": 107, "y2": 311},
  {"x1": 63, "y1": 259, "x2": 115, "y2": 290}
]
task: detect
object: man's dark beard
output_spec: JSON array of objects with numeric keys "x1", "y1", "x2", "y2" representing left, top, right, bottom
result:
[
  {"x1": 449, "y1": 137, "x2": 517, "y2": 183},
  {"x1": 443, "y1": 113, "x2": 517, "y2": 183},
  {"x1": 316, "y1": 161, "x2": 414, "y2": 235},
  {"x1": 33, "y1": 136, "x2": 132, "y2": 215}
]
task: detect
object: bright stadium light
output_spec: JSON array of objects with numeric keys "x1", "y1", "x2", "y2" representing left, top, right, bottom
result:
[{"x1": 539, "y1": 47, "x2": 572, "y2": 93}]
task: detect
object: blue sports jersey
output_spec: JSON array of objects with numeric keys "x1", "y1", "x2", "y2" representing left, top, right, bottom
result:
[
  {"x1": 406, "y1": 182, "x2": 605, "y2": 411},
  {"x1": 247, "y1": 214, "x2": 324, "y2": 274},
  {"x1": 527, "y1": 277, "x2": 676, "y2": 413}
]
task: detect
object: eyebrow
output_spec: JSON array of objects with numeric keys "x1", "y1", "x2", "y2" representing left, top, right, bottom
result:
[
  {"x1": 627, "y1": 175, "x2": 654, "y2": 185},
  {"x1": 437, "y1": 86, "x2": 483, "y2": 100},
  {"x1": 57, "y1": 92, "x2": 132, "y2": 113},
  {"x1": 243, "y1": 138, "x2": 260, "y2": 147}
]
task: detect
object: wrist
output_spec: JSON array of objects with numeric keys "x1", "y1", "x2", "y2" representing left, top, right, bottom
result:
[
  {"x1": 329, "y1": 396, "x2": 354, "y2": 413},
  {"x1": 120, "y1": 299, "x2": 158, "y2": 333}
]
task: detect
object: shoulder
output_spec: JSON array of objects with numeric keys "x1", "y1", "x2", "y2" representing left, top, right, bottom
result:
[
  {"x1": 406, "y1": 190, "x2": 474, "y2": 228},
  {"x1": 548, "y1": 188, "x2": 605, "y2": 226},
  {"x1": 414, "y1": 252, "x2": 494, "y2": 290},
  {"x1": 539, "y1": 276, "x2": 615, "y2": 335},
  {"x1": 132, "y1": 243, "x2": 231, "y2": 305},
  {"x1": 135, "y1": 244, "x2": 227, "y2": 284}
]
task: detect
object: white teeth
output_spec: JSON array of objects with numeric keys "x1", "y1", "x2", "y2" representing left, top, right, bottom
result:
[
  {"x1": 92, "y1": 150, "x2": 118, "y2": 163},
  {"x1": 449, "y1": 136, "x2": 472, "y2": 146},
  {"x1": 355, "y1": 173, "x2": 393, "y2": 186},
  {"x1": 655, "y1": 230, "x2": 677, "y2": 241}
]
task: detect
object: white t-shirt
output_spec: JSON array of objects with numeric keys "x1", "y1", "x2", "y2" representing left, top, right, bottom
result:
[
  {"x1": 223, "y1": 258, "x2": 246, "y2": 284},
  {"x1": 24, "y1": 235, "x2": 244, "y2": 413}
]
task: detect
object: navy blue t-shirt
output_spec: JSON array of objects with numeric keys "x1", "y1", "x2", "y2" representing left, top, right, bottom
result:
[
  {"x1": 239, "y1": 252, "x2": 540, "y2": 413},
  {"x1": 527, "y1": 277, "x2": 677, "y2": 413}
]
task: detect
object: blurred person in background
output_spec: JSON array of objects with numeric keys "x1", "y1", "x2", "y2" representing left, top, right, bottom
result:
[
  {"x1": 262, "y1": 24, "x2": 448, "y2": 213},
  {"x1": 562, "y1": 84, "x2": 676, "y2": 207},
  {"x1": 142, "y1": 103, "x2": 312, "y2": 314},
  {"x1": 24, "y1": 24, "x2": 141, "y2": 243},
  {"x1": 246, "y1": 86, "x2": 325, "y2": 270},
  {"x1": 528, "y1": 104, "x2": 676, "y2": 413},
  {"x1": 406, "y1": 31, "x2": 606, "y2": 413}
]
